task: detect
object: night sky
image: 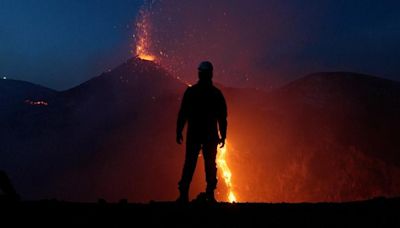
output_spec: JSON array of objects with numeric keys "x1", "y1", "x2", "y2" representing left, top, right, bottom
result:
[{"x1": 1, "y1": 0, "x2": 400, "y2": 90}]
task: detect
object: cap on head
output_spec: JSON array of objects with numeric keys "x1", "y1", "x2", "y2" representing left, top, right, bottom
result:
[{"x1": 198, "y1": 61, "x2": 213, "y2": 72}]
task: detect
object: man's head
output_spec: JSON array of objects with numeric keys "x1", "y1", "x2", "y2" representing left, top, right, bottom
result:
[{"x1": 198, "y1": 61, "x2": 213, "y2": 81}]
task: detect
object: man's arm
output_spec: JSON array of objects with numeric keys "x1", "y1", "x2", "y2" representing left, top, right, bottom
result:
[
  {"x1": 176, "y1": 89, "x2": 190, "y2": 144},
  {"x1": 217, "y1": 91, "x2": 228, "y2": 147}
]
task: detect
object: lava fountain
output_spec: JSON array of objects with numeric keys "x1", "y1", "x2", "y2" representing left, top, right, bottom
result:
[
  {"x1": 217, "y1": 141, "x2": 237, "y2": 202},
  {"x1": 134, "y1": 3, "x2": 156, "y2": 61}
]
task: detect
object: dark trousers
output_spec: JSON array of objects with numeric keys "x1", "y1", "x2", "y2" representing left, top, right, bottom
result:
[{"x1": 178, "y1": 141, "x2": 218, "y2": 194}]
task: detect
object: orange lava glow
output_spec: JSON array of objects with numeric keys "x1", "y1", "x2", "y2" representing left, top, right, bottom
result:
[
  {"x1": 25, "y1": 99, "x2": 48, "y2": 106},
  {"x1": 135, "y1": 7, "x2": 156, "y2": 61},
  {"x1": 217, "y1": 141, "x2": 237, "y2": 202}
]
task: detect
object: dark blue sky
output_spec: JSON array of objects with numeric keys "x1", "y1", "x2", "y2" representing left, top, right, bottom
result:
[
  {"x1": 0, "y1": 0, "x2": 141, "y2": 89},
  {"x1": 1, "y1": 0, "x2": 400, "y2": 90}
]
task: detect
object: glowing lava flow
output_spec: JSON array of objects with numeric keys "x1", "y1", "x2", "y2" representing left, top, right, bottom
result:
[
  {"x1": 217, "y1": 141, "x2": 237, "y2": 203},
  {"x1": 135, "y1": 5, "x2": 156, "y2": 61}
]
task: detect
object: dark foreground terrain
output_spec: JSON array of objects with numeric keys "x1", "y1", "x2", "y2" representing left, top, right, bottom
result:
[{"x1": 1, "y1": 197, "x2": 399, "y2": 227}]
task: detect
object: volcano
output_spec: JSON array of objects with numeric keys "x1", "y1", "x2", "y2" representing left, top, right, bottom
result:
[{"x1": 1, "y1": 58, "x2": 400, "y2": 202}]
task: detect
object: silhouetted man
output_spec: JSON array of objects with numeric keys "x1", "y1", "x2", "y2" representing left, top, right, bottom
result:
[{"x1": 176, "y1": 61, "x2": 227, "y2": 203}]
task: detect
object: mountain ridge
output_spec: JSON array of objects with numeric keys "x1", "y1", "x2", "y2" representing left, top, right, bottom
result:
[{"x1": 1, "y1": 59, "x2": 400, "y2": 202}]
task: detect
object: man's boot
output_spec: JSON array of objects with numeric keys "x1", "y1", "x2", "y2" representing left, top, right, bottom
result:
[
  {"x1": 205, "y1": 190, "x2": 216, "y2": 203},
  {"x1": 176, "y1": 188, "x2": 189, "y2": 204}
]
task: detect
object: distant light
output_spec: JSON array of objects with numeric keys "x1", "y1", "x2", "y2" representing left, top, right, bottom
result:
[
  {"x1": 2, "y1": 76, "x2": 6, "y2": 80},
  {"x1": 25, "y1": 99, "x2": 48, "y2": 106}
]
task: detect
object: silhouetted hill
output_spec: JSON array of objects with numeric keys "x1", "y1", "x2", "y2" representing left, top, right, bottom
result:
[
  {"x1": 279, "y1": 72, "x2": 400, "y2": 100},
  {"x1": 0, "y1": 78, "x2": 55, "y2": 119},
  {"x1": 60, "y1": 58, "x2": 184, "y2": 111},
  {"x1": 274, "y1": 72, "x2": 400, "y2": 166},
  {"x1": 0, "y1": 58, "x2": 187, "y2": 202},
  {"x1": 1, "y1": 62, "x2": 400, "y2": 203},
  {"x1": 0, "y1": 78, "x2": 55, "y2": 102}
]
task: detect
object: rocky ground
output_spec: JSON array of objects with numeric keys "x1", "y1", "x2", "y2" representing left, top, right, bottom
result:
[{"x1": 1, "y1": 197, "x2": 399, "y2": 227}]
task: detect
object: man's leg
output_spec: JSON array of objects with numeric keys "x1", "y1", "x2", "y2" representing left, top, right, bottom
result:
[
  {"x1": 178, "y1": 142, "x2": 201, "y2": 201},
  {"x1": 202, "y1": 141, "x2": 218, "y2": 200}
]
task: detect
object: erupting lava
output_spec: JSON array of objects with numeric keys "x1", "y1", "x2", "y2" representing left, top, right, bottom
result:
[
  {"x1": 134, "y1": 5, "x2": 156, "y2": 61},
  {"x1": 133, "y1": 1, "x2": 238, "y2": 202},
  {"x1": 217, "y1": 141, "x2": 237, "y2": 202}
]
